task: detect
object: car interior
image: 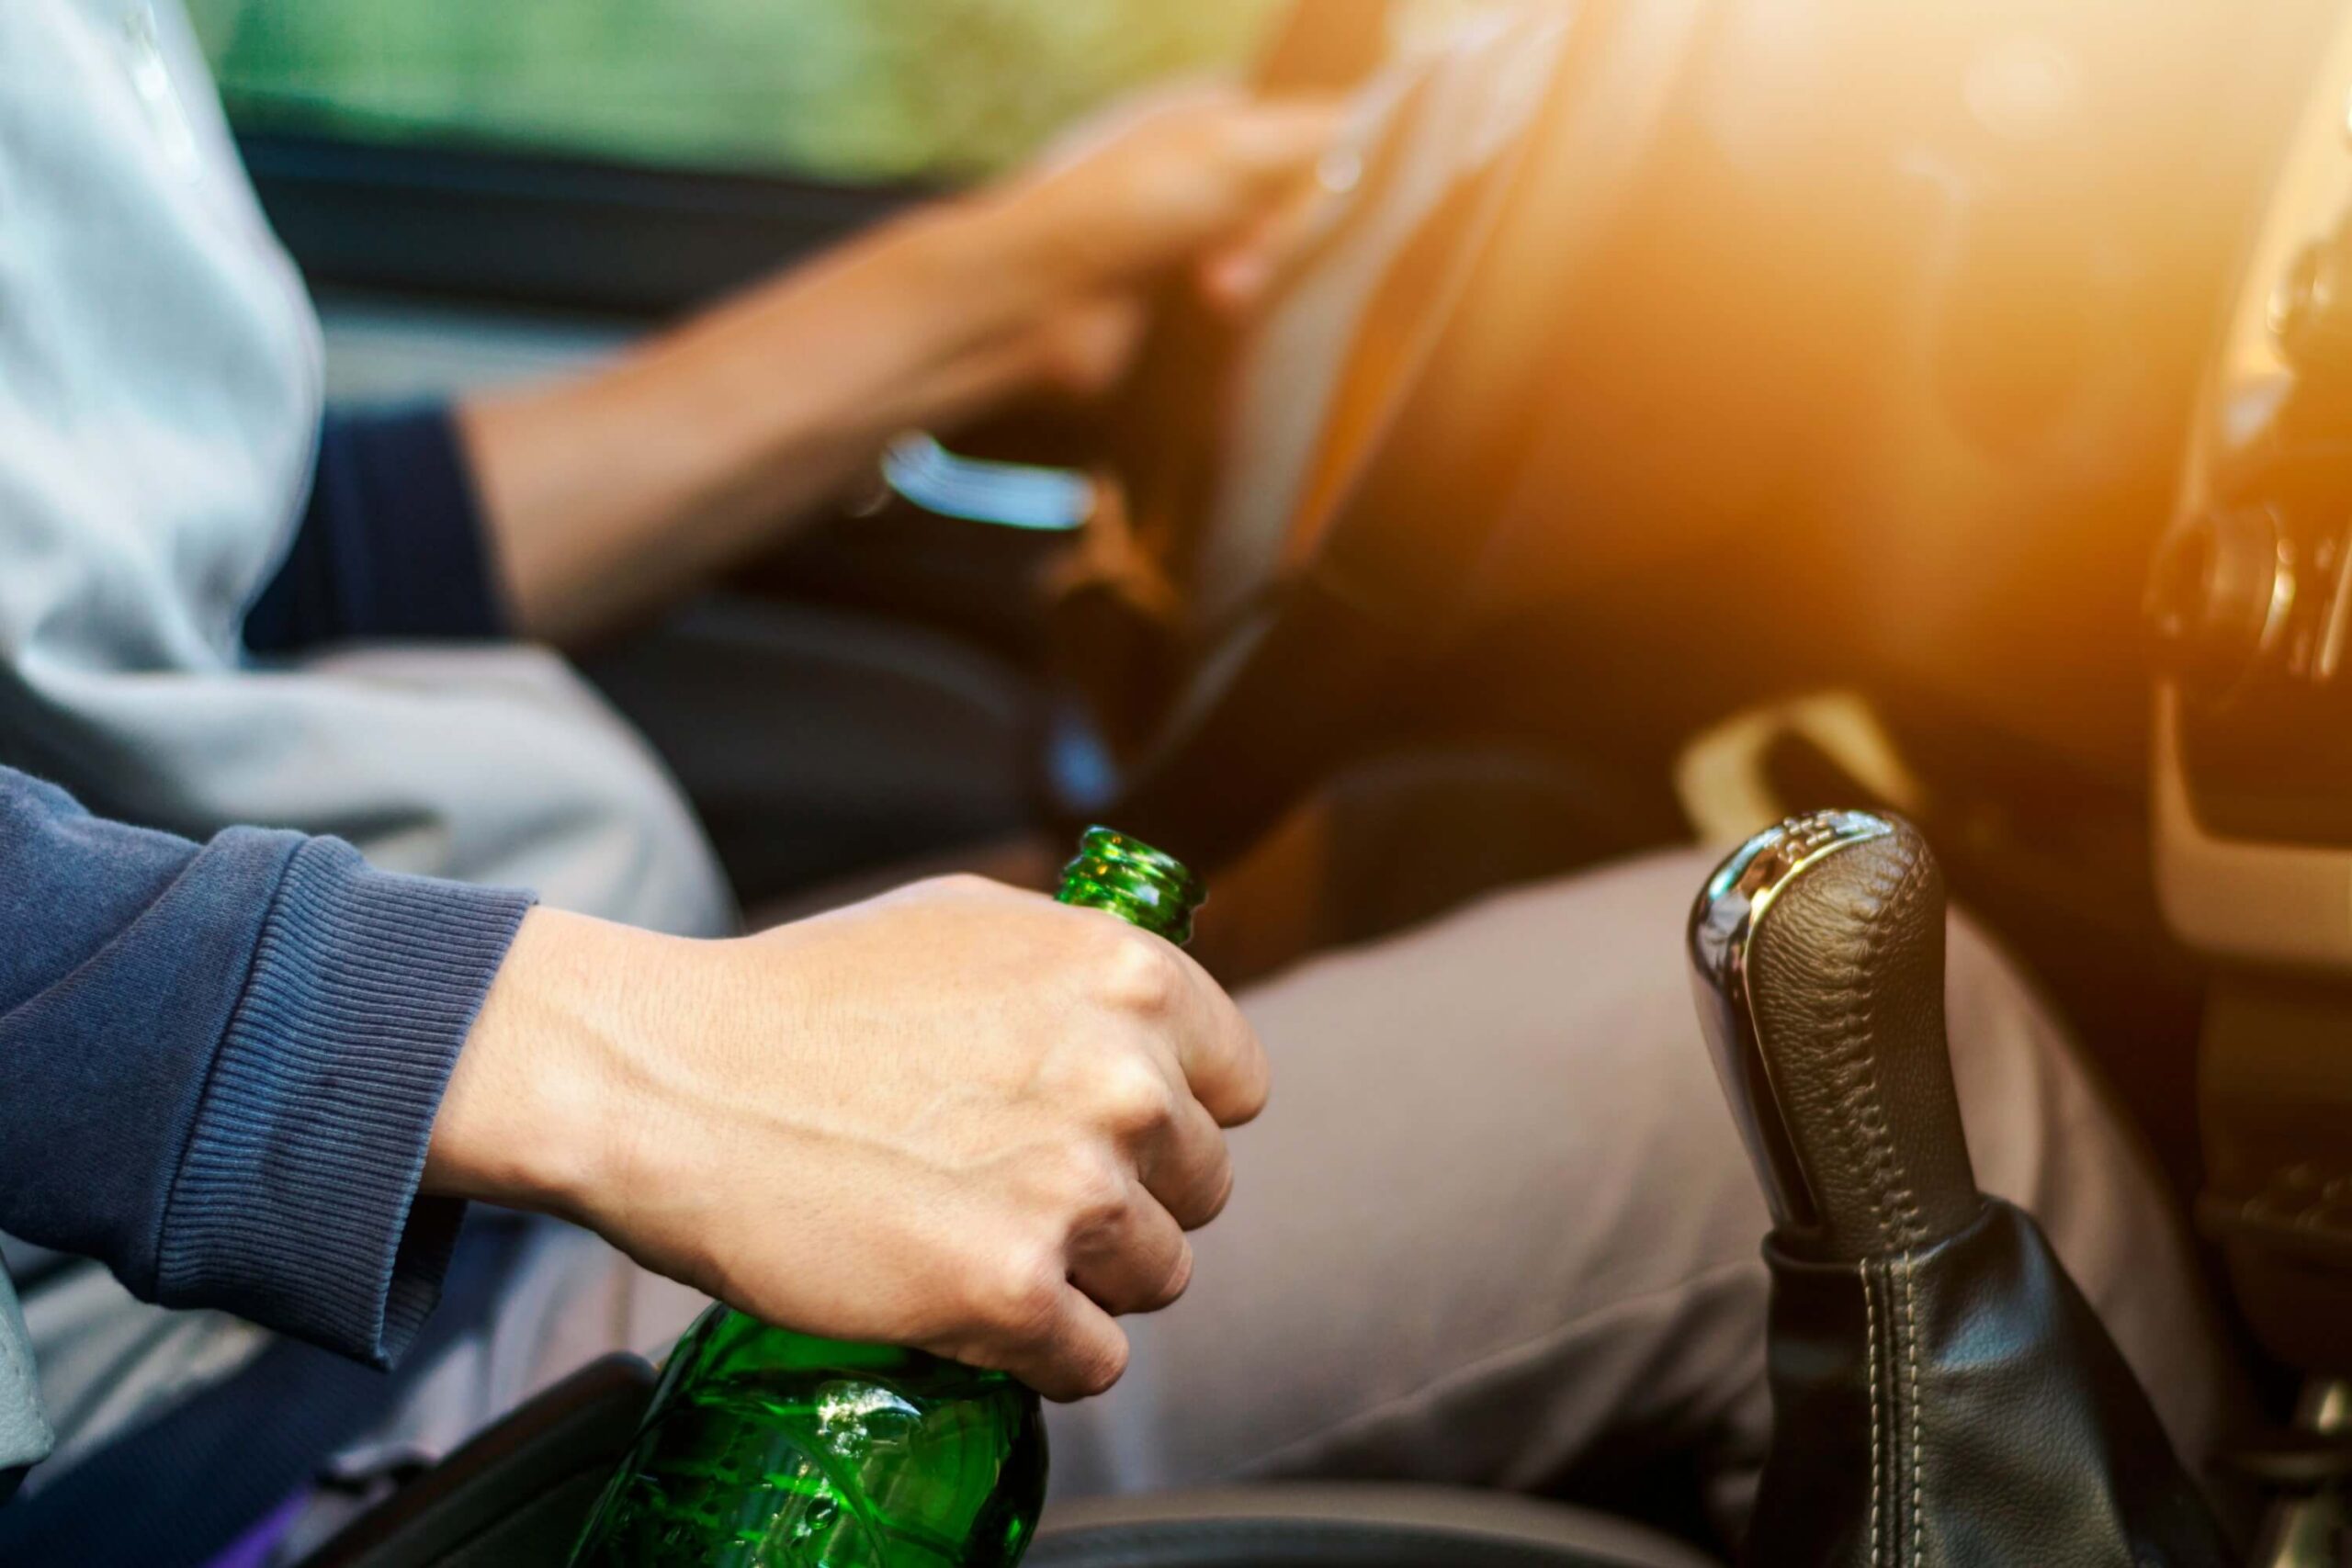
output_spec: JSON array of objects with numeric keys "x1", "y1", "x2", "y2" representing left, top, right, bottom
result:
[{"x1": 168, "y1": 0, "x2": 2352, "y2": 1561}]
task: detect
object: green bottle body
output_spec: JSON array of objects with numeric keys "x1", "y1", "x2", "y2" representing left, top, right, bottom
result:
[
  {"x1": 570, "y1": 829, "x2": 1202, "y2": 1567},
  {"x1": 568, "y1": 1311, "x2": 1045, "y2": 1567}
]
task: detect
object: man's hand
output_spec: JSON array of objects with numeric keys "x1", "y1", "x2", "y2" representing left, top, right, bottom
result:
[
  {"x1": 424, "y1": 878, "x2": 1268, "y2": 1401},
  {"x1": 459, "y1": 85, "x2": 1337, "y2": 645},
  {"x1": 967, "y1": 85, "x2": 1342, "y2": 393}
]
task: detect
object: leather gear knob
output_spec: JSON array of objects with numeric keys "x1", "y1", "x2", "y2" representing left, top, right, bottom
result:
[
  {"x1": 1689, "y1": 810, "x2": 1981, "y2": 1262},
  {"x1": 1690, "y1": 812, "x2": 2234, "y2": 1567}
]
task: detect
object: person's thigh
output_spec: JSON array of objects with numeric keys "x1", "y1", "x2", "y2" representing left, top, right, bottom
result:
[{"x1": 1039, "y1": 847, "x2": 2234, "y2": 1517}]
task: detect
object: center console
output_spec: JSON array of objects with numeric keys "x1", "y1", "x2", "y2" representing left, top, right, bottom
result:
[{"x1": 2150, "y1": 7, "x2": 2352, "y2": 1551}]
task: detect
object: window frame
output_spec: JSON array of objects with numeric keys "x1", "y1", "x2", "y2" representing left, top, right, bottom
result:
[{"x1": 242, "y1": 131, "x2": 926, "y2": 318}]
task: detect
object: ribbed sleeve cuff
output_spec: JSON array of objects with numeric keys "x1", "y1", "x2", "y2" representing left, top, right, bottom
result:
[{"x1": 154, "y1": 840, "x2": 533, "y2": 1367}]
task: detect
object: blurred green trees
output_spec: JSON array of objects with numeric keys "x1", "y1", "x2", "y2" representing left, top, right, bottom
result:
[{"x1": 185, "y1": 0, "x2": 1285, "y2": 182}]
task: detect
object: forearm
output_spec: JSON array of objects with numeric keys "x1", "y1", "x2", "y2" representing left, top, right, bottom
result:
[
  {"x1": 455, "y1": 90, "x2": 1333, "y2": 647},
  {"x1": 456, "y1": 197, "x2": 1069, "y2": 646}
]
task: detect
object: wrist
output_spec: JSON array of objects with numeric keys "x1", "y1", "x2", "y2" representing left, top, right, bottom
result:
[
  {"x1": 423, "y1": 907, "x2": 679, "y2": 1222},
  {"x1": 677, "y1": 198, "x2": 1047, "y2": 461},
  {"x1": 876, "y1": 193, "x2": 1158, "y2": 412},
  {"x1": 865, "y1": 194, "x2": 1060, "y2": 378}
]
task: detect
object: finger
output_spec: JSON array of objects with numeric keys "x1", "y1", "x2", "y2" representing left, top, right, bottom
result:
[
  {"x1": 1195, "y1": 178, "x2": 1337, "y2": 310},
  {"x1": 1161, "y1": 950, "x2": 1272, "y2": 1127},
  {"x1": 1029, "y1": 296, "x2": 1150, "y2": 399},
  {"x1": 1221, "y1": 98, "x2": 1346, "y2": 187},
  {"x1": 1067, "y1": 1182, "x2": 1194, "y2": 1314},
  {"x1": 1029, "y1": 79, "x2": 1242, "y2": 175},
  {"x1": 1136, "y1": 1084, "x2": 1235, "y2": 1229},
  {"x1": 1003, "y1": 1284, "x2": 1132, "y2": 1403}
]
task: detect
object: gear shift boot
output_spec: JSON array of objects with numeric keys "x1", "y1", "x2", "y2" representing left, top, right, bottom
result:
[{"x1": 1759, "y1": 1199, "x2": 2228, "y2": 1565}]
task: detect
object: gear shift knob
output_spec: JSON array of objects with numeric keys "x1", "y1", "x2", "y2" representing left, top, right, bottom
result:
[
  {"x1": 1688, "y1": 810, "x2": 1981, "y2": 1260},
  {"x1": 1688, "y1": 813, "x2": 2233, "y2": 1566}
]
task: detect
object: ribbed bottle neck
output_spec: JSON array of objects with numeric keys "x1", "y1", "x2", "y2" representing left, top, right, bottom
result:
[{"x1": 1054, "y1": 827, "x2": 1203, "y2": 945}]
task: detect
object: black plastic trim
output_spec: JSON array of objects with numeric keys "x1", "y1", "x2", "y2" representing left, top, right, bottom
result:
[{"x1": 239, "y1": 132, "x2": 928, "y2": 318}]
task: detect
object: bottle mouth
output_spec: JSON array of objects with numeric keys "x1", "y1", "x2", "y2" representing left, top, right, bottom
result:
[{"x1": 1057, "y1": 827, "x2": 1205, "y2": 945}]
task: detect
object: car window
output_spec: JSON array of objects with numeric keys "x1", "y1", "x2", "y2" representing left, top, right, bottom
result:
[{"x1": 185, "y1": 0, "x2": 1289, "y2": 183}]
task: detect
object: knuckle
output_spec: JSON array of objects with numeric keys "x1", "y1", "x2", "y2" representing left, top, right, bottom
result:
[
  {"x1": 970, "y1": 1248, "x2": 1067, "y2": 1344},
  {"x1": 1040, "y1": 1144, "x2": 1130, "y2": 1228},
  {"x1": 1097, "y1": 934, "x2": 1184, "y2": 1017},
  {"x1": 1091, "y1": 1056, "x2": 1177, "y2": 1137},
  {"x1": 1211, "y1": 114, "x2": 1258, "y2": 164}
]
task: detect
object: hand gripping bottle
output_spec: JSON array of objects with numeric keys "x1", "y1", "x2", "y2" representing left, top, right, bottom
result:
[{"x1": 568, "y1": 828, "x2": 1204, "y2": 1567}]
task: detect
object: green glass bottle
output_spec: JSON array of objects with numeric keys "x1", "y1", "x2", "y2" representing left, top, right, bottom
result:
[{"x1": 568, "y1": 828, "x2": 1204, "y2": 1568}]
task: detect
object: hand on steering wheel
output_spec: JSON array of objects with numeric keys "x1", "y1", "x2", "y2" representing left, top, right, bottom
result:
[{"x1": 972, "y1": 85, "x2": 1343, "y2": 399}]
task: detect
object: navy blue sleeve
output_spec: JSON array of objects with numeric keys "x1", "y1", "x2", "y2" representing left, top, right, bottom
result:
[
  {"x1": 0, "y1": 767, "x2": 532, "y2": 1367},
  {"x1": 245, "y1": 405, "x2": 508, "y2": 655}
]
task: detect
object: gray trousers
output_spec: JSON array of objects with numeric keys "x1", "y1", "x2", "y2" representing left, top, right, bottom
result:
[{"x1": 327, "y1": 846, "x2": 2230, "y2": 1548}]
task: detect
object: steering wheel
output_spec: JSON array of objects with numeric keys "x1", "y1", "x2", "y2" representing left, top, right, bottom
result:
[
  {"x1": 1045, "y1": 0, "x2": 1709, "y2": 868},
  {"x1": 1047, "y1": 0, "x2": 2329, "y2": 876}
]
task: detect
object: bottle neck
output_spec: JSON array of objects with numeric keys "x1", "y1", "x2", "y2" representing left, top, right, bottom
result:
[{"x1": 1055, "y1": 828, "x2": 1203, "y2": 946}]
